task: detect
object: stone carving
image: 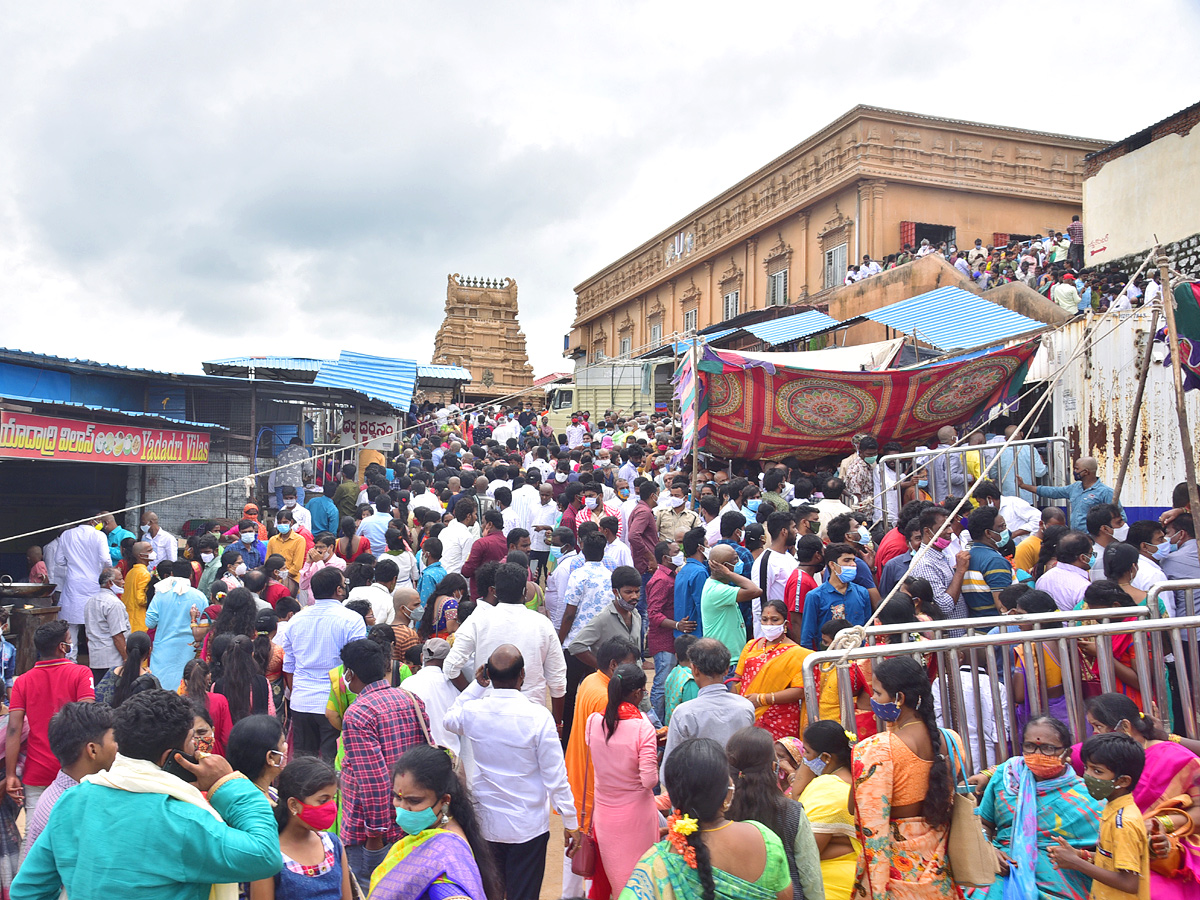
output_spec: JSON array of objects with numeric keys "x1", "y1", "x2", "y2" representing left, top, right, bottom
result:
[
  {"x1": 956, "y1": 139, "x2": 983, "y2": 153},
  {"x1": 618, "y1": 312, "x2": 634, "y2": 333},
  {"x1": 434, "y1": 274, "x2": 532, "y2": 398},
  {"x1": 892, "y1": 130, "x2": 921, "y2": 144},
  {"x1": 1016, "y1": 148, "x2": 1043, "y2": 160},
  {"x1": 763, "y1": 232, "x2": 793, "y2": 271},
  {"x1": 646, "y1": 297, "x2": 665, "y2": 319},
  {"x1": 678, "y1": 278, "x2": 702, "y2": 308},
  {"x1": 720, "y1": 257, "x2": 743, "y2": 287}
]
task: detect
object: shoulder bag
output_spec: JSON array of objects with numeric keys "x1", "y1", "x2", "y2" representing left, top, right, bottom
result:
[
  {"x1": 570, "y1": 743, "x2": 598, "y2": 877},
  {"x1": 941, "y1": 728, "x2": 999, "y2": 887}
]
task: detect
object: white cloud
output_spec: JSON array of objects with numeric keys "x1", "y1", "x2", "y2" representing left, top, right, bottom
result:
[{"x1": 1, "y1": 0, "x2": 1196, "y2": 378}]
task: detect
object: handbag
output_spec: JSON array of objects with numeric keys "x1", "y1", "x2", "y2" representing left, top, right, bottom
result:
[
  {"x1": 570, "y1": 750, "x2": 598, "y2": 877},
  {"x1": 941, "y1": 728, "x2": 999, "y2": 887}
]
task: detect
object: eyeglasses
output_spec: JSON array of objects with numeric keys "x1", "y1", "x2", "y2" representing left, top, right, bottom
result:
[{"x1": 1021, "y1": 742, "x2": 1065, "y2": 756}]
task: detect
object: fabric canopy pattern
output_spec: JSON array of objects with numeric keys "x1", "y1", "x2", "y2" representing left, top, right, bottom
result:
[
  {"x1": 1165, "y1": 282, "x2": 1200, "y2": 391},
  {"x1": 680, "y1": 339, "x2": 1039, "y2": 459}
]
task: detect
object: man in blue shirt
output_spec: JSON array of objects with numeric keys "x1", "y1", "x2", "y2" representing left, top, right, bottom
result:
[
  {"x1": 673, "y1": 527, "x2": 709, "y2": 638},
  {"x1": 962, "y1": 506, "x2": 1013, "y2": 617},
  {"x1": 101, "y1": 514, "x2": 135, "y2": 566},
  {"x1": 800, "y1": 543, "x2": 872, "y2": 649},
  {"x1": 356, "y1": 495, "x2": 395, "y2": 556},
  {"x1": 1020, "y1": 456, "x2": 1121, "y2": 532},
  {"x1": 305, "y1": 481, "x2": 341, "y2": 537}
]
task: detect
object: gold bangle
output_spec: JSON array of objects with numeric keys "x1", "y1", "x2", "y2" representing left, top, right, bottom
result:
[
  {"x1": 1158, "y1": 814, "x2": 1177, "y2": 834},
  {"x1": 770, "y1": 692, "x2": 776, "y2": 705},
  {"x1": 1169, "y1": 733, "x2": 1183, "y2": 743}
]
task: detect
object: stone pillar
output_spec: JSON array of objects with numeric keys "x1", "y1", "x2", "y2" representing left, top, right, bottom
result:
[
  {"x1": 797, "y1": 211, "x2": 810, "y2": 298},
  {"x1": 746, "y1": 237, "x2": 758, "y2": 308},
  {"x1": 857, "y1": 181, "x2": 873, "y2": 265},
  {"x1": 870, "y1": 180, "x2": 886, "y2": 260},
  {"x1": 705, "y1": 260, "x2": 715, "y2": 324}
]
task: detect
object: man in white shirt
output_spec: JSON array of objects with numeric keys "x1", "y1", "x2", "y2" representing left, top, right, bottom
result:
[
  {"x1": 346, "y1": 558, "x2": 399, "y2": 625},
  {"x1": 749, "y1": 512, "x2": 798, "y2": 636},
  {"x1": 565, "y1": 416, "x2": 587, "y2": 450},
  {"x1": 860, "y1": 254, "x2": 881, "y2": 277},
  {"x1": 932, "y1": 654, "x2": 1008, "y2": 767},
  {"x1": 1144, "y1": 271, "x2": 1162, "y2": 307},
  {"x1": 402, "y1": 638, "x2": 461, "y2": 754},
  {"x1": 487, "y1": 464, "x2": 513, "y2": 500},
  {"x1": 54, "y1": 514, "x2": 113, "y2": 659},
  {"x1": 408, "y1": 479, "x2": 442, "y2": 515},
  {"x1": 440, "y1": 500, "x2": 478, "y2": 574},
  {"x1": 510, "y1": 473, "x2": 541, "y2": 532},
  {"x1": 599, "y1": 517, "x2": 634, "y2": 570},
  {"x1": 443, "y1": 644, "x2": 579, "y2": 900},
  {"x1": 443, "y1": 562, "x2": 568, "y2": 725},
  {"x1": 544, "y1": 529, "x2": 579, "y2": 630},
  {"x1": 814, "y1": 478, "x2": 854, "y2": 539},
  {"x1": 83, "y1": 566, "x2": 131, "y2": 682},
  {"x1": 528, "y1": 485, "x2": 559, "y2": 582},
  {"x1": 139, "y1": 511, "x2": 177, "y2": 564},
  {"x1": 280, "y1": 485, "x2": 311, "y2": 533}
]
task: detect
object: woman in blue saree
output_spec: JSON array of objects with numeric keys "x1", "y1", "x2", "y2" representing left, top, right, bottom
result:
[
  {"x1": 369, "y1": 745, "x2": 500, "y2": 900},
  {"x1": 621, "y1": 737, "x2": 792, "y2": 900},
  {"x1": 978, "y1": 716, "x2": 1101, "y2": 900}
]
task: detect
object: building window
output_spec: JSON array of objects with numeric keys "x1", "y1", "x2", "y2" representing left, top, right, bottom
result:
[
  {"x1": 824, "y1": 243, "x2": 848, "y2": 289},
  {"x1": 593, "y1": 348, "x2": 606, "y2": 363},
  {"x1": 766, "y1": 271, "x2": 788, "y2": 306},
  {"x1": 723, "y1": 290, "x2": 740, "y2": 320},
  {"x1": 619, "y1": 336, "x2": 632, "y2": 358},
  {"x1": 683, "y1": 308, "x2": 698, "y2": 334},
  {"x1": 650, "y1": 322, "x2": 662, "y2": 347}
]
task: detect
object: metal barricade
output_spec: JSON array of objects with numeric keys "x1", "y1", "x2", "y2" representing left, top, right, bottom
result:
[
  {"x1": 802, "y1": 608, "x2": 1179, "y2": 776},
  {"x1": 309, "y1": 443, "x2": 361, "y2": 481},
  {"x1": 1144, "y1": 580, "x2": 1200, "y2": 739},
  {"x1": 875, "y1": 437, "x2": 1068, "y2": 528}
]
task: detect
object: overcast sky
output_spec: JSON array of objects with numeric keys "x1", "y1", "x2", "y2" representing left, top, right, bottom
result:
[{"x1": 2, "y1": 1, "x2": 1196, "y2": 381}]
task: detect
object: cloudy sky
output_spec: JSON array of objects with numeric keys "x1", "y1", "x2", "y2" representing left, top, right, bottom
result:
[{"x1": 2, "y1": 1, "x2": 1197, "y2": 380}]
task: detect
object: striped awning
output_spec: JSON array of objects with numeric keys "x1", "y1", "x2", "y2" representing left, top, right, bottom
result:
[{"x1": 861, "y1": 286, "x2": 1047, "y2": 350}]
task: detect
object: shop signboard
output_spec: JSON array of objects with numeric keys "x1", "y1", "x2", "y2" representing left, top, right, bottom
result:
[
  {"x1": 0, "y1": 410, "x2": 211, "y2": 464},
  {"x1": 341, "y1": 414, "x2": 399, "y2": 451}
]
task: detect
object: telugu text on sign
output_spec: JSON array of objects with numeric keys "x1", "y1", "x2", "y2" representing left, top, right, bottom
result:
[{"x1": 0, "y1": 410, "x2": 211, "y2": 465}]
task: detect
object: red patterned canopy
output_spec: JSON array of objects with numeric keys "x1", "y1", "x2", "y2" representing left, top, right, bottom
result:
[{"x1": 694, "y1": 339, "x2": 1040, "y2": 459}]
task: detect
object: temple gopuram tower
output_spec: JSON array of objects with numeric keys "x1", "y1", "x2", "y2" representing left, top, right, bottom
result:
[{"x1": 432, "y1": 274, "x2": 534, "y2": 403}]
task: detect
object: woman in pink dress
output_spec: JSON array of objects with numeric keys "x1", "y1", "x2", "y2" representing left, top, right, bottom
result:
[{"x1": 586, "y1": 662, "x2": 659, "y2": 898}]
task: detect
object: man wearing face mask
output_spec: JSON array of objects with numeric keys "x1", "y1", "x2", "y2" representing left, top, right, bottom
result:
[
  {"x1": 906, "y1": 507, "x2": 971, "y2": 627},
  {"x1": 12, "y1": 689, "x2": 281, "y2": 900},
  {"x1": 267, "y1": 509, "x2": 306, "y2": 585},
  {"x1": 1126, "y1": 519, "x2": 1176, "y2": 616},
  {"x1": 280, "y1": 485, "x2": 312, "y2": 533},
  {"x1": 655, "y1": 477, "x2": 700, "y2": 541},
  {"x1": 962, "y1": 506, "x2": 1014, "y2": 617},
  {"x1": 1020, "y1": 456, "x2": 1121, "y2": 533},
  {"x1": 799, "y1": 544, "x2": 872, "y2": 650},
  {"x1": 195, "y1": 535, "x2": 223, "y2": 598},
  {"x1": 844, "y1": 435, "x2": 878, "y2": 518},
  {"x1": 574, "y1": 485, "x2": 624, "y2": 542},
  {"x1": 234, "y1": 518, "x2": 268, "y2": 570},
  {"x1": 51, "y1": 512, "x2": 112, "y2": 661},
  {"x1": 83, "y1": 568, "x2": 130, "y2": 686},
  {"x1": 645, "y1": 541, "x2": 690, "y2": 724},
  {"x1": 568, "y1": 566, "x2": 644, "y2": 675},
  {"x1": 139, "y1": 511, "x2": 178, "y2": 564},
  {"x1": 1086, "y1": 503, "x2": 1129, "y2": 581},
  {"x1": 122, "y1": 541, "x2": 154, "y2": 633},
  {"x1": 338, "y1": 638, "x2": 431, "y2": 886},
  {"x1": 543, "y1": 529, "x2": 578, "y2": 633},
  {"x1": 1162, "y1": 513, "x2": 1200, "y2": 581}
]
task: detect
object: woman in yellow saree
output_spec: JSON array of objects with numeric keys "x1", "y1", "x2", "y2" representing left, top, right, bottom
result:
[
  {"x1": 369, "y1": 745, "x2": 499, "y2": 900},
  {"x1": 734, "y1": 600, "x2": 812, "y2": 740}
]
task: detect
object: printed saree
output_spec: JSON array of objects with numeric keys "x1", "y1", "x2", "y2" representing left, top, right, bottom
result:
[
  {"x1": 619, "y1": 822, "x2": 791, "y2": 900},
  {"x1": 978, "y1": 757, "x2": 1101, "y2": 900},
  {"x1": 368, "y1": 829, "x2": 486, "y2": 900},
  {"x1": 851, "y1": 730, "x2": 962, "y2": 900},
  {"x1": 1133, "y1": 741, "x2": 1200, "y2": 899},
  {"x1": 737, "y1": 639, "x2": 811, "y2": 740}
]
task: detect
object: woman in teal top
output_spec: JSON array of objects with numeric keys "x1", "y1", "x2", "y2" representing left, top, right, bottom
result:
[{"x1": 622, "y1": 737, "x2": 792, "y2": 900}]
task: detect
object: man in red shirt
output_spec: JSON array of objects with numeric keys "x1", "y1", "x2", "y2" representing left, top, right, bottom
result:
[
  {"x1": 461, "y1": 510, "x2": 510, "y2": 600},
  {"x1": 5, "y1": 619, "x2": 95, "y2": 837},
  {"x1": 783, "y1": 535, "x2": 826, "y2": 644},
  {"x1": 646, "y1": 541, "x2": 693, "y2": 725},
  {"x1": 627, "y1": 481, "x2": 660, "y2": 582}
]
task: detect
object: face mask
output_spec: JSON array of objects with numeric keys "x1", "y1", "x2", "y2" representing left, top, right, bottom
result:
[
  {"x1": 193, "y1": 733, "x2": 215, "y2": 755},
  {"x1": 549, "y1": 546, "x2": 563, "y2": 561},
  {"x1": 584, "y1": 497, "x2": 598, "y2": 510},
  {"x1": 1074, "y1": 471, "x2": 1086, "y2": 482},
  {"x1": 1023, "y1": 754, "x2": 1066, "y2": 778},
  {"x1": 862, "y1": 456, "x2": 878, "y2": 465},
  {"x1": 932, "y1": 536, "x2": 951, "y2": 550},
  {"x1": 1112, "y1": 523, "x2": 1129, "y2": 542},
  {"x1": 992, "y1": 529, "x2": 1011, "y2": 547},
  {"x1": 234, "y1": 562, "x2": 248, "y2": 576},
  {"x1": 618, "y1": 490, "x2": 629, "y2": 499},
  {"x1": 615, "y1": 594, "x2": 638, "y2": 612},
  {"x1": 870, "y1": 697, "x2": 903, "y2": 722},
  {"x1": 241, "y1": 532, "x2": 255, "y2": 544},
  {"x1": 110, "y1": 584, "x2": 125, "y2": 595},
  {"x1": 277, "y1": 523, "x2": 292, "y2": 535},
  {"x1": 746, "y1": 499, "x2": 761, "y2": 514},
  {"x1": 295, "y1": 799, "x2": 338, "y2": 831},
  {"x1": 555, "y1": 473, "x2": 567, "y2": 483},
  {"x1": 200, "y1": 552, "x2": 214, "y2": 564},
  {"x1": 1088, "y1": 551, "x2": 1099, "y2": 568},
  {"x1": 801, "y1": 755, "x2": 827, "y2": 776},
  {"x1": 857, "y1": 526, "x2": 871, "y2": 544},
  {"x1": 1154, "y1": 540, "x2": 1171, "y2": 561},
  {"x1": 284, "y1": 499, "x2": 296, "y2": 508},
  {"x1": 146, "y1": 552, "x2": 157, "y2": 566},
  {"x1": 837, "y1": 564, "x2": 857, "y2": 583},
  {"x1": 918, "y1": 479, "x2": 929, "y2": 489},
  {"x1": 1083, "y1": 772, "x2": 1119, "y2": 801},
  {"x1": 141, "y1": 524, "x2": 151, "y2": 534},
  {"x1": 670, "y1": 553, "x2": 686, "y2": 567},
  {"x1": 668, "y1": 495, "x2": 685, "y2": 508},
  {"x1": 394, "y1": 802, "x2": 442, "y2": 835},
  {"x1": 761, "y1": 623, "x2": 785, "y2": 642}
]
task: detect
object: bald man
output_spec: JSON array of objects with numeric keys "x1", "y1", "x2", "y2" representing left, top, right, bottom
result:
[
  {"x1": 390, "y1": 587, "x2": 422, "y2": 675},
  {"x1": 443, "y1": 644, "x2": 579, "y2": 900},
  {"x1": 919, "y1": 425, "x2": 968, "y2": 502},
  {"x1": 123, "y1": 542, "x2": 154, "y2": 632},
  {"x1": 139, "y1": 511, "x2": 177, "y2": 564},
  {"x1": 700, "y1": 544, "x2": 762, "y2": 664},
  {"x1": 1021, "y1": 455, "x2": 1121, "y2": 532}
]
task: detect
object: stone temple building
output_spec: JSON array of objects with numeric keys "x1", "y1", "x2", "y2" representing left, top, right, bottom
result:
[{"x1": 432, "y1": 274, "x2": 534, "y2": 403}]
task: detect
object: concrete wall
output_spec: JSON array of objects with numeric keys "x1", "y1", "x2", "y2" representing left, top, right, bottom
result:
[
  {"x1": 123, "y1": 451, "x2": 253, "y2": 537},
  {"x1": 1083, "y1": 124, "x2": 1200, "y2": 266}
]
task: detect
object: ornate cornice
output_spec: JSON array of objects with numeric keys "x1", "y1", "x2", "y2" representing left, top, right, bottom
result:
[
  {"x1": 763, "y1": 232, "x2": 793, "y2": 272},
  {"x1": 679, "y1": 278, "x2": 701, "y2": 308}
]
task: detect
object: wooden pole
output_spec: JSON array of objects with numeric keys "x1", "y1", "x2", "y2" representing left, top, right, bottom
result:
[
  {"x1": 690, "y1": 337, "x2": 701, "y2": 508},
  {"x1": 1113, "y1": 306, "x2": 1160, "y2": 505},
  {"x1": 672, "y1": 343, "x2": 680, "y2": 445},
  {"x1": 1156, "y1": 249, "x2": 1200, "y2": 571}
]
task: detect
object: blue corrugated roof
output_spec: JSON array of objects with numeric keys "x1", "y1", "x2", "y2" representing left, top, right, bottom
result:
[
  {"x1": 417, "y1": 364, "x2": 472, "y2": 381},
  {"x1": 0, "y1": 393, "x2": 226, "y2": 430},
  {"x1": 314, "y1": 352, "x2": 417, "y2": 411},
  {"x1": 0, "y1": 347, "x2": 185, "y2": 378},
  {"x1": 203, "y1": 356, "x2": 328, "y2": 373},
  {"x1": 862, "y1": 287, "x2": 1047, "y2": 350},
  {"x1": 742, "y1": 311, "x2": 841, "y2": 346}
]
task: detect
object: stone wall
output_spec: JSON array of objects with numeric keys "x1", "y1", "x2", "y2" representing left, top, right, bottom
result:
[
  {"x1": 122, "y1": 451, "x2": 253, "y2": 536},
  {"x1": 1100, "y1": 232, "x2": 1200, "y2": 280}
]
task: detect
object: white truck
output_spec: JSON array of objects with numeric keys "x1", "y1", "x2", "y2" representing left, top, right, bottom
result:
[{"x1": 544, "y1": 359, "x2": 676, "y2": 433}]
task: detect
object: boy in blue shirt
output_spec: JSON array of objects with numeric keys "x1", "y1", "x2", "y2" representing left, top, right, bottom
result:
[{"x1": 799, "y1": 543, "x2": 872, "y2": 649}]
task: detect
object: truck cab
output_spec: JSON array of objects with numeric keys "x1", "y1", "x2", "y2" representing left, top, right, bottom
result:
[{"x1": 544, "y1": 384, "x2": 576, "y2": 433}]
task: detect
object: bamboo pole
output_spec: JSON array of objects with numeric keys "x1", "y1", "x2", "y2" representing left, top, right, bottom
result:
[
  {"x1": 690, "y1": 337, "x2": 701, "y2": 508},
  {"x1": 1113, "y1": 306, "x2": 1160, "y2": 505},
  {"x1": 1156, "y1": 248, "x2": 1200, "y2": 572}
]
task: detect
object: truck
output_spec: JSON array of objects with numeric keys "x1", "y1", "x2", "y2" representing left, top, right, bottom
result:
[{"x1": 544, "y1": 358, "x2": 677, "y2": 433}]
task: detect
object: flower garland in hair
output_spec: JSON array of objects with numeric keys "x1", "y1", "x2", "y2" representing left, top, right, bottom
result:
[{"x1": 666, "y1": 813, "x2": 698, "y2": 868}]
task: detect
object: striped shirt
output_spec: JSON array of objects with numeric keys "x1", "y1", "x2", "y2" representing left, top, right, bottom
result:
[{"x1": 908, "y1": 545, "x2": 967, "y2": 632}]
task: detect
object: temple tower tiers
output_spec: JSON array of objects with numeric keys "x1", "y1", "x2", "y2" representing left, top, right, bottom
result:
[{"x1": 432, "y1": 274, "x2": 534, "y2": 401}]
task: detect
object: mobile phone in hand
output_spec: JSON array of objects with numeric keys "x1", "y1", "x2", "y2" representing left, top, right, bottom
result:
[{"x1": 162, "y1": 750, "x2": 199, "y2": 783}]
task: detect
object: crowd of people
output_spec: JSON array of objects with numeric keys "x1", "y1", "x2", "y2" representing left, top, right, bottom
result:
[
  {"x1": 841, "y1": 216, "x2": 1161, "y2": 316},
  {"x1": 4, "y1": 401, "x2": 1200, "y2": 900}
]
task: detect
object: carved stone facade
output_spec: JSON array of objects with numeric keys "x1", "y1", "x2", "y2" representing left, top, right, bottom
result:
[
  {"x1": 433, "y1": 274, "x2": 534, "y2": 400},
  {"x1": 569, "y1": 105, "x2": 1107, "y2": 361}
]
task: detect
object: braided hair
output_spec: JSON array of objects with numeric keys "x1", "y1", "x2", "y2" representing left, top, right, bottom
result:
[
  {"x1": 662, "y1": 738, "x2": 728, "y2": 900},
  {"x1": 874, "y1": 655, "x2": 954, "y2": 827}
]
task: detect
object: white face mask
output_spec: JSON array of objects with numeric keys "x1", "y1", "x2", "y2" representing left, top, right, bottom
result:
[
  {"x1": 284, "y1": 499, "x2": 296, "y2": 508},
  {"x1": 1112, "y1": 523, "x2": 1130, "y2": 542},
  {"x1": 140, "y1": 524, "x2": 151, "y2": 534},
  {"x1": 584, "y1": 497, "x2": 598, "y2": 510},
  {"x1": 668, "y1": 495, "x2": 686, "y2": 508},
  {"x1": 234, "y1": 562, "x2": 248, "y2": 576},
  {"x1": 110, "y1": 584, "x2": 125, "y2": 596},
  {"x1": 670, "y1": 552, "x2": 686, "y2": 567},
  {"x1": 200, "y1": 552, "x2": 214, "y2": 564},
  {"x1": 761, "y1": 623, "x2": 786, "y2": 641},
  {"x1": 555, "y1": 473, "x2": 567, "y2": 483}
]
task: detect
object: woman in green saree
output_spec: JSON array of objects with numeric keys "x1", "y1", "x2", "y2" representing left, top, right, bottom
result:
[{"x1": 620, "y1": 737, "x2": 792, "y2": 900}]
